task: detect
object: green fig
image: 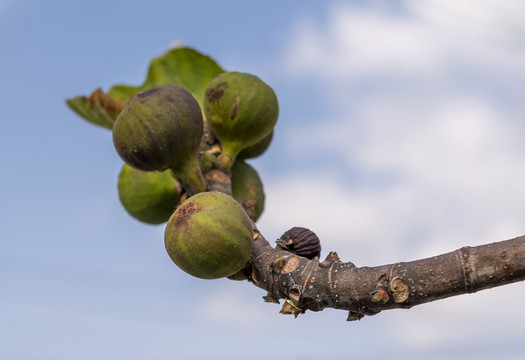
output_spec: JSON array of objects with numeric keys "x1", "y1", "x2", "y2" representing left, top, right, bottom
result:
[
  {"x1": 227, "y1": 268, "x2": 250, "y2": 281},
  {"x1": 237, "y1": 130, "x2": 273, "y2": 160},
  {"x1": 231, "y1": 160, "x2": 265, "y2": 222},
  {"x1": 112, "y1": 84, "x2": 206, "y2": 194},
  {"x1": 198, "y1": 151, "x2": 220, "y2": 172},
  {"x1": 118, "y1": 164, "x2": 181, "y2": 225},
  {"x1": 165, "y1": 191, "x2": 253, "y2": 279},
  {"x1": 203, "y1": 72, "x2": 278, "y2": 169}
]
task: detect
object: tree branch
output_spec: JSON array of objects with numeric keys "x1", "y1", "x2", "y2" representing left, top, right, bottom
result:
[
  {"x1": 248, "y1": 232, "x2": 525, "y2": 320},
  {"x1": 199, "y1": 126, "x2": 525, "y2": 321}
]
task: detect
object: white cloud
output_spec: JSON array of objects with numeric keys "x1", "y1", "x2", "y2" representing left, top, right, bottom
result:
[
  {"x1": 263, "y1": 95, "x2": 525, "y2": 263},
  {"x1": 276, "y1": 0, "x2": 525, "y2": 255},
  {"x1": 284, "y1": 0, "x2": 525, "y2": 80},
  {"x1": 271, "y1": 1, "x2": 525, "y2": 354},
  {"x1": 384, "y1": 281, "x2": 525, "y2": 353},
  {"x1": 258, "y1": 173, "x2": 428, "y2": 265},
  {"x1": 285, "y1": 7, "x2": 440, "y2": 78},
  {"x1": 258, "y1": 167, "x2": 525, "y2": 353}
]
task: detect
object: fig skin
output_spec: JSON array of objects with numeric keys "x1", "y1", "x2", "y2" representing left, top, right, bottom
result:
[
  {"x1": 237, "y1": 130, "x2": 273, "y2": 160},
  {"x1": 165, "y1": 192, "x2": 253, "y2": 279},
  {"x1": 118, "y1": 164, "x2": 181, "y2": 225},
  {"x1": 112, "y1": 84, "x2": 206, "y2": 193},
  {"x1": 203, "y1": 72, "x2": 278, "y2": 169},
  {"x1": 231, "y1": 160, "x2": 265, "y2": 222}
]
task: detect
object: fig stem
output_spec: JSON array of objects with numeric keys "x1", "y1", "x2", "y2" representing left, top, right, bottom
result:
[
  {"x1": 218, "y1": 154, "x2": 234, "y2": 170},
  {"x1": 170, "y1": 159, "x2": 206, "y2": 195},
  {"x1": 88, "y1": 88, "x2": 125, "y2": 121}
]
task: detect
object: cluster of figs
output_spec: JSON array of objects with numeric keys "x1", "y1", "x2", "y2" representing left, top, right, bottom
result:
[{"x1": 113, "y1": 72, "x2": 278, "y2": 280}]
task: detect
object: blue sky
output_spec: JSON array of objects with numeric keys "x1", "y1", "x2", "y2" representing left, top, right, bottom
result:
[{"x1": 1, "y1": 1, "x2": 525, "y2": 359}]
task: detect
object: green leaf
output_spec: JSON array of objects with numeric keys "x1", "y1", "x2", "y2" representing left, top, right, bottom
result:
[
  {"x1": 65, "y1": 91, "x2": 116, "y2": 130},
  {"x1": 108, "y1": 47, "x2": 224, "y2": 107},
  {"x1": 66, "y1": 47, "x2": 224, "y2": 130}
]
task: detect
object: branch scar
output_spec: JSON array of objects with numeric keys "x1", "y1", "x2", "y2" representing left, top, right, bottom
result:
[
  {"x1": 457, "y1": 247, "x2": 471, "y2": 291},
  {"x1": 301, "y1": 259, "x2": 317, "y2": 294}
]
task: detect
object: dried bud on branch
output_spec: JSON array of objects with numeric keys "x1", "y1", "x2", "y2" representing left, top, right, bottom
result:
[{"x1": 276, "y1": 227, "x2": 321, "y2": 260}]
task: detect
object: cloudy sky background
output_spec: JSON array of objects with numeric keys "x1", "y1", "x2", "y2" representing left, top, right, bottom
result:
[{"x1": 1, "y1": 1, "x2": 524, "y2": 359}]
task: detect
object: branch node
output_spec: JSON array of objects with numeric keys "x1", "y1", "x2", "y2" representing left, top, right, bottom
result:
[
  {"x1": 457, "y1": 246, "x2": 472, "y2": 291},
  {"x1": 371, "y1": 288, "x2": 390, "y2": 304},
  {"x1": 390, "y1": 276, "x2": 409, "y2": 303},
  {"x1": 319, "y1": 251, "x2": 341, "y2": 268},
  {"x1": 289, "y1": 285, "x2": 302, "y2": 302},
  {"x1": 270, "y1": 257, "x2": 288, "y2": 274}
]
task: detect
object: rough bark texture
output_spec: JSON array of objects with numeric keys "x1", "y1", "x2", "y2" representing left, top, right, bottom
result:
[{"x1": 248, "y1": 232, "x2": 525, "y2": 320}]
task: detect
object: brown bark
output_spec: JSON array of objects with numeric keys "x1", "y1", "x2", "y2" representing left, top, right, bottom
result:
[{"x1": 248, "y1": 231, "x2": 525, "y2": 320}]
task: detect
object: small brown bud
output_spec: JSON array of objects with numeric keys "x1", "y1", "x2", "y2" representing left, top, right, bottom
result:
[
  {"x1": 276, "y1": 227, "x2": 321, "y2": 260},
  {"x1": 280, "y1": 300, "x2": 304, "y2": 318}
]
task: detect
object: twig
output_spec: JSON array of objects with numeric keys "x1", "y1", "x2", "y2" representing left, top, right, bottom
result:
[
  {"x1": 200, "y1": 132, "x2": 525, "y2": 321},
  {"x1": 249, "y1": 232, "x2": 525, "y2": 320}
]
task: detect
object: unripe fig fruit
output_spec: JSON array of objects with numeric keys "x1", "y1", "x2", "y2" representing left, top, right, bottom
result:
[
  {"x1": 165, "y1": 192, "x2": 253, "y2": 279},
  {"x1": 203, "y1": 72, "x2": 278, "y2": 169},
  {"x1": 117, "y1": 164, "x2": 181, "y2": 225},
  {"x1": 113, "y1": 84, "x2": 206, "y2": 194},
  {"x1": 231, "y1": 160, "x2": 265, "y2": 222},
  {"x1": 227, "y1": 268, "x2": 250, "y2": 281},
  {"x1": 199, "y1": 151, "x2": 219, "y2": 172},
  {"x1": 237, "y1": 130, "x2": 273, "y2": 160}
]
